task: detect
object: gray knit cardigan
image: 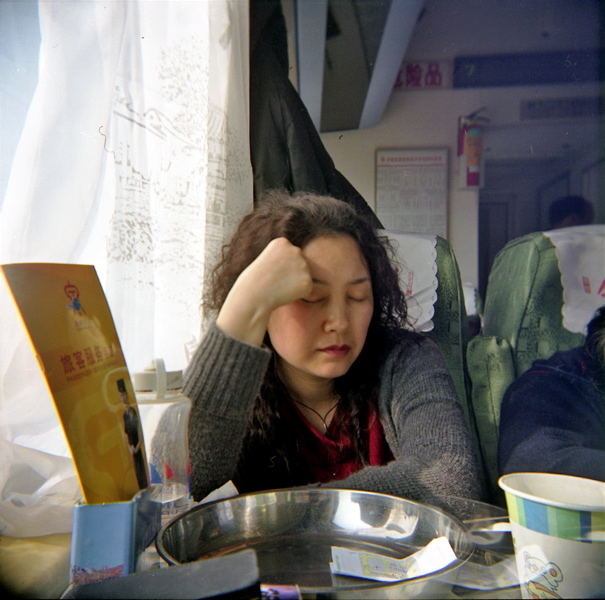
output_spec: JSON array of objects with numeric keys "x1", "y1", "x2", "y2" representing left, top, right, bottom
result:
[{"x1": 183, "y1": 323, "x2": 485, "y2": 509}]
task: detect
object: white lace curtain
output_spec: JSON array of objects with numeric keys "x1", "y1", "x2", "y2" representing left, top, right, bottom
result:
[{"x1": 0, "y1": 1, "x2": 252, "y2": 461}]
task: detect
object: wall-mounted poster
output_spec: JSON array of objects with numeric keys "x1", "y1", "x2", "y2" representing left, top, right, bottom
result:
[{"x1": 376, "y1": 148, "x2": 448, "y2": 237}]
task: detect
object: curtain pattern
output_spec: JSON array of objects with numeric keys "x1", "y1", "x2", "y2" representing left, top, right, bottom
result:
[{"x1": 0, "y1": 0, "x2": 251, "y2": 464}]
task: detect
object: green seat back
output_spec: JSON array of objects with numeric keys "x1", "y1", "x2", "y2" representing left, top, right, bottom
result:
[
  {"x1": 482, "y1": 232, "x2": 584, "y2": 376},
  {"x1": 467, "y1": 230, "x2": 587, "y2": 504},
  {"x1": 426, "y1": 236, "x2": 474, "y2": 431},
  {"x1": 385, "y1": 231, "x2": 483, "y2": 478},
  {"x1": 384, "y1": 233, "x2": 472, "y2": 421}
]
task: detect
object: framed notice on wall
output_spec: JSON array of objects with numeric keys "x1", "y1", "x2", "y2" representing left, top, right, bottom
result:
[{"x1": 375, "y1": 148, "x2": 448, "y2": 237}]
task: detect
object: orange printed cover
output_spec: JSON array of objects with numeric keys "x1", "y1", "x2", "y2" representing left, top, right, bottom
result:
[{"x1": 1, "y1": 263, "x2": 149, "y2": 504}]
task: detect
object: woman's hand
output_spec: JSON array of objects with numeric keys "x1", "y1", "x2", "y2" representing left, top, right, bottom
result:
[{"x1": 216, "y1": 237, "x2": 313, "y2": 346}]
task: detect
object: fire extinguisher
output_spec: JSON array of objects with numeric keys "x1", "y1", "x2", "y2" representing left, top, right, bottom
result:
[{"x1": 458, "y1": 108, "x2": 489, "y2": 188}]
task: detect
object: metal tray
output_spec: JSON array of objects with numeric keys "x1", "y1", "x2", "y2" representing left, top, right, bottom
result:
[{"x1": 156, "y1": 488, "x2": 474, "y2": 598}]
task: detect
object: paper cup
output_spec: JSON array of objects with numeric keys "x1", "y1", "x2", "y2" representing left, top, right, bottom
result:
[{"x1": 499, "y1": 472, "x2": 605, "y2": 599}]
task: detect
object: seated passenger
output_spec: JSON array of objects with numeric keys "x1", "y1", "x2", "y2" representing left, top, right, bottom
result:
[
  {"x1": 184, "y1": 191, "x2": 485, "y2": 509},
  {"x1": 548, "y1": 194, "x2": 594, "y2": 229},
  {"x1": 498, "y1": 306, "x2": 605, "y2": 481}
]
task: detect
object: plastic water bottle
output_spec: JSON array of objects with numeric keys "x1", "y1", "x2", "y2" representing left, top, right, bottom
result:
[{"x1": 133, "y1": 359, "x2": 192, "y2": 525}]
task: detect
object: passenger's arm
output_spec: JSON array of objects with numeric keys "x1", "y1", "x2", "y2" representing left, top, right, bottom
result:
[
  {"x1": 216, "y1": 237, "x2": 312, "y2": 346},
  {"x1": 183, "y1": 323, "x2": 271, "y2": 501},
  {"x1": 323, "y1": 336, "x2": 485, "y2": 510}
]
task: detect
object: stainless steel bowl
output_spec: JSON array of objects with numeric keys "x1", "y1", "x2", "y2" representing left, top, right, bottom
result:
[
  {"x1": 432, "y1": 496, "x2": 518, "y2": 594},
  {"x1": 444, "y1": 496, "x2": 513, "y2": 555},
  {"x1": 156, "y1": 488, "x2": 473, "y2": 598}
]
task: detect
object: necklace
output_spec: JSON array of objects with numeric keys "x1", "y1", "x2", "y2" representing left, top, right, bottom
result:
[{"x1": 294, "y1": 397, "x2": 339, "y2": 433}]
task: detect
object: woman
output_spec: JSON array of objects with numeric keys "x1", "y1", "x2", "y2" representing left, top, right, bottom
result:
[{"x1": 184, "y1": 191, "x2": 484, "y2": 509}]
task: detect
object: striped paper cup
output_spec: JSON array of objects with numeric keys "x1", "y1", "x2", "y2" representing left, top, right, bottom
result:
[{"x1": 499, "y1": 472, "x2": 605, "y2": 599}]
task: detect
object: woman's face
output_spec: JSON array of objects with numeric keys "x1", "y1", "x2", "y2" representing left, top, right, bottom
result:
[{"x1": 267, "y1": 234, "x2": 374, "y2": 388}]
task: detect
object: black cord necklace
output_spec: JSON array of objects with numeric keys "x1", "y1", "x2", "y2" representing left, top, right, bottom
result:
[{"x1": 294, "y1": 397, "x2": 339, "y2": 433}]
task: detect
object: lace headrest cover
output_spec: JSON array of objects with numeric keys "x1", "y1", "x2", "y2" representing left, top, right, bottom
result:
[
  {"x1": 382, "y1": 231, "x2": 438, "y2": 332},
  {"x1": 544, "y1": 225, "x2": 605, "y2": 334}
]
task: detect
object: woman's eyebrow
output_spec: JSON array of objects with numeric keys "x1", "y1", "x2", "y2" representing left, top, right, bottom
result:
[
  {"x1": 312, "y1": 277, "x2": 370, "y2": 285},
  {"x1": 350, "y1": 277, "x2": 371, "y2": 285}
]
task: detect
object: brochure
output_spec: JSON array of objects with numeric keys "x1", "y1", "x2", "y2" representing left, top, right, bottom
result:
[{"x1": 1, "y1": 263, "x2": 149, "y2": 504}]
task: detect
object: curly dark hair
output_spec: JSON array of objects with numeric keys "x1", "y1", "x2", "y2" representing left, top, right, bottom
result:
[
  {"x1": 206, "y1": 190, "x2": 412, "y2": 488},
  {"x1": 586, "y1": 305, "x2": 605, "y2": 365}
]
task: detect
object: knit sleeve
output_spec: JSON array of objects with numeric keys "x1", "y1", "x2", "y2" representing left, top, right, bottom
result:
[
  {"x1": 324, "y1": 335, "x2": 486, "y2": 512},
  {"x1": 183, "y1": 322, "x2": 271, "y2": 500}
]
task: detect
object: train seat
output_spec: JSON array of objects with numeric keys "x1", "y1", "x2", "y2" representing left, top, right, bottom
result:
[
  {"x1": 384, "y1": 231, "x2": 480, "y2": 458},
  {"x1": 467, "y1": 224, "x2": 605, "y2": 503}
]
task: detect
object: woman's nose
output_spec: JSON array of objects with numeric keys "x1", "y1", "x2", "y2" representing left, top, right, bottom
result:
[{"x1": 323, "y1": 299, "x2": 349, "y2": 332}]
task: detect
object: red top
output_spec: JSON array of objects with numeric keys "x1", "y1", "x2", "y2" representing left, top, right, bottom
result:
[{"x1": 282, "y1": 398, "x2": 394, "y2": 483}]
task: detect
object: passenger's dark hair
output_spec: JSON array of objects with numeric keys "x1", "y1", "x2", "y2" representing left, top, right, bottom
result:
[
  {"x1": 206, "y1": 190, "x2": 411, "y2": 484},
  {"x1": 206, "y1": 190, "x2": 407, "y2": 327},
  {"x1": 586, "y1": 305, "x2": 605, "y2": 364},
  {"x1": 548, "y1": 195, "x2": 594, "y2": 228}
]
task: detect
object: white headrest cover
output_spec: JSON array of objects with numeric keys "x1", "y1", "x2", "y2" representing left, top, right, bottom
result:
[
  {"x1": 381, "y1": 230, "x2": 438, "y2": 332},
  {"x1": 544, "y1": 225, "x2": 605, "y2": 334}
]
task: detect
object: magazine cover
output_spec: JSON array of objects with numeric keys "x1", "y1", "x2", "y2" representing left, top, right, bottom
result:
[{"x1": 1, "y1": 263, "x2": 149, "y2": 504}]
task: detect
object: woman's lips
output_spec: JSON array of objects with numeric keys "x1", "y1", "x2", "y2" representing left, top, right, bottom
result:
[{"x1": 319, "y1": 345, "x2": 350, "y2": 358}]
